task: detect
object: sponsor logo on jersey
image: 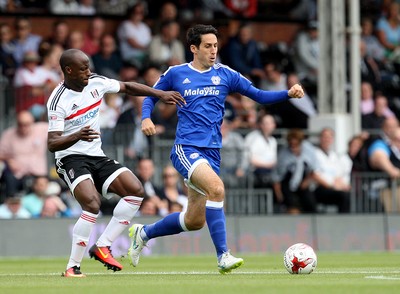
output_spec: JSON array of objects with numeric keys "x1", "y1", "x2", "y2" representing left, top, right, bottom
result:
[
  {"x1": 182, "y1": 78, "x2": 191, "y2": 84},
  {"x1": 183, "y1": 86, "x2": 219, "y2": 97},
  {"x1": 70, "y1": 108, "x2": 99, "y2": 126},
  {"x1": 211, "y1": 76, "x2": 221, "y2": 85},
  {"x1": 190, "y1": 153, "x2": 199, "y2": 159},
  {"x1": 71, "y1": 104, "x2": 79, "y2": 110}
]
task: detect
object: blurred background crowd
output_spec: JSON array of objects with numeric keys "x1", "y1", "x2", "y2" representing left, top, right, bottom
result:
[{"x1": 1, "y1": 0, "x2": 400, "y2": 218}]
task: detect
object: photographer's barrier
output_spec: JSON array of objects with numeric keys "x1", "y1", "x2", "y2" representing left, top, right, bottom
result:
[{"x1": 1, "y1": 214, "x2": 400, "y2": 257}]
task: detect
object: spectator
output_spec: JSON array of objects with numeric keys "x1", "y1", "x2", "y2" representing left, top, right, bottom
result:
[
  {"x1": 226, "y1": 93, "x2": 258, "y2": 130},
  {"x1": 0, "y1": 111, "x2": 48, "y2": 197},
  {"x1": 244, "y1": 114, "x2": 278, "y2": 188},
  {"x1": 0, "y1": 22, "x2": 17, "y2": 82},
  {"x1": 117, "y1": 2, "x2": 152, "y2": 70},
  {"x1": 141, "y1": 65, "x2": 161, "y2": 87},
  {"x1": 289, "y1": 0, "x2": 317, "y2": 21},
  {"x1": 13, "y1": 51, "x2": 59, "y2": 116},
  {"x1": 140, "y1": 66, "x2": 178, "y2": 139},
  {"x1": 224, "y1": 0, "x2": 257, "y2": 18},
  {"x1": 44, "y1": 19, "x2": 70, "y2": 49},
  {"x1": 38, "y1": 44, "x2": 64, "y2": 84},
  {"x1": 260, "y1": 64, "x2": 316, "y2": 128},
  {"x1": 363, "y1": 120, "x2": 400, "y2": 212},
  {"x1": 92, "y1": 34, "x2": 123, "y2": 79},
  {"x1": 376, "y1": 2, "x2": 400, "y2": 68},
  {"x1": 378, "y1": 127, "x2": 400, "y2": 212},
  {"x1": 67, "y1": 30, "x2": 94, "y2": 70},
  {"x1": 151, "y1": 1, "x2": 178, "y2": 33},
  {"x1": 360, "y1": 81, "x2": 395, "y2": 117},
  {"x1": 313, "y1": 128, "x2": 351, "y2": 213},
  {"x1": 78, "y1": 0, "x2": 95, "y2": 15},
  {"x1": 340, "y1": 134, "x2": 366, "y2": 182},
  {"x1": 67, "y1": 30, "x2": 84, "y2": 50},
  {"x1": 271, "y1": 129, "x2": 320, "y2": 214},
  {"x1": 96, "y1": 0, "x2": 134, "y2": 16},
  {"x1": 368, "y1": 123, "x2": 400, "y2": 178},
  {"x1": 157, "y1": 165, "x2": 188, "y2": 214},
  {"x1": 0, "y1": 196, "x2": 31, "y2": 219},
  {"x1": 138, "y1": 196, "x2": 159, "y2": 216},
  {"x1": 40, "y1": 180, "x2": 70, "y2": 217},
  {"x1": 222, "y1": 22, "x2": 264, "y2": 85},
  {"x1": 362, "y1": 93, "x2": 395, "y2": 130},
  {"x1": 99, "y1": 92, "x2": 122, "y2": 146},
  {"x1": 135, "y1": 157, "x2": 162, "y2": 201},
  {"x1": 126, "y1": 96, "x2": 150, "y2": 160},
  {"x1": 49, "y1": 0, "x2": 79, "y2": 14},
  {"x1": 360, "y1": 38, "x2": 384, "y2": 91},
  {"x1": 361, "y1": 17, "x2": 386, "y2": 64},
  {"x1": 292, "y1": 20, "x2": 319, "y2": 97},
  {"x1": 260, "y1": 61, "x2": 286, "y2": 91},
  {"x1": 81, "y1": 17, "x2": 105, "y2": 56},
  {"x1": 148, "y1": 20, "x2": 185, "y2": 72},
  {"x1": 21, "y1": 175, "x2": 49, "y2": 217},
  {"x1": 361, "y1": 81, "x2": 376, "y2": 115},
  {"x1": 12, "y1": 17, "x2": 42, "y2": 67},
  {"x1": 220, "y1": 118, "x2": 246, "y2": 188}
]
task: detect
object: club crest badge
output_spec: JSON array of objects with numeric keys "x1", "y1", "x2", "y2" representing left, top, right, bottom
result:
[{"x1": 211, "y1": 76, "x2": 220, "y2": 85}]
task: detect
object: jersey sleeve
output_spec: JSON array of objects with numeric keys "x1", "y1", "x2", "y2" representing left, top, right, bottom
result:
[
  {"x1": 142, "y1": 68, "x2": 173, "y2": 120},
  {"x1": 103, "y1": 77, "x2": 120, "y2": 93},
  {"x1": 227, "y1": 69, "x2": 289, "y2": 104},
  {"x1": 48, "y1": 107, "x2": 66, "y2": 132}
]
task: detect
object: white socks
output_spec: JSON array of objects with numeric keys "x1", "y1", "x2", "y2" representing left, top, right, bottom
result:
[
  {"x1": 96, "y1": 196, "x2": 143, "y2": 247},
  {"x1": 67, "y1": 211, "x2": 98, "y2": 269}
]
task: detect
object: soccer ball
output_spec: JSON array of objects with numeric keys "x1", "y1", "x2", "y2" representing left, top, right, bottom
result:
[{"x1": 283, "y1": 243, "x2": 317, "y2": 274}]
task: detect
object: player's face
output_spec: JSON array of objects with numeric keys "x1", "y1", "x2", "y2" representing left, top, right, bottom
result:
[
  {"x1": 193, "y1": 33, "x2": 218, "y2": 70},
  {"x1": 65, "y1": 54, "x2": 91, "y2": 91}
]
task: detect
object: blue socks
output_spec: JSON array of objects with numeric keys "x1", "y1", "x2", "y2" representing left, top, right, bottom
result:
[
  {"x1": 143, "y1": 212, "x2": 184, "y2": 240},
  {"x1": 142, "y1": 201, "x2": 228, "y2": 259},
  {"x1": 206, "y1": 201, "x2": 228, "y2": 258}
]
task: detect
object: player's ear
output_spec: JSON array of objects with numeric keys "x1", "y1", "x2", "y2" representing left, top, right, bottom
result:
[
  {"x1": 65, "y1": 66, "x2": 72, "y2": 74},
  {"x1": 190, "y1": 44, "x2": 197, "y2": 54}
]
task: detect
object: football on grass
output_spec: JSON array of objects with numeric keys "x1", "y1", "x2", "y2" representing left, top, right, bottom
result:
[{"x1": 283, "y1": 243, "x2": 317, "y2": 274}]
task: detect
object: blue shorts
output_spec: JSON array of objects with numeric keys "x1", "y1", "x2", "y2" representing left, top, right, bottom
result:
[{"x1": 170, "y1": 144, "x2": 221, "y2": 181}]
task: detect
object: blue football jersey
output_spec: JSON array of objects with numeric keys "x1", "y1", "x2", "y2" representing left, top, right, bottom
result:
[{"x1": 142, "y1": 62, "x2": 289, "y2": 148}]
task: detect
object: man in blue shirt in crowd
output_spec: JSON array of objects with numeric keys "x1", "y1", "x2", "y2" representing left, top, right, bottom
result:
[{"x1": 128, "y1": 24, "x2": 304, "y2": 274}]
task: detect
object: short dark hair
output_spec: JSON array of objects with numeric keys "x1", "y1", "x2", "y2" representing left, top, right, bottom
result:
[{"x1": 186, "y1": 24, "x2": 218, "y2": 48}]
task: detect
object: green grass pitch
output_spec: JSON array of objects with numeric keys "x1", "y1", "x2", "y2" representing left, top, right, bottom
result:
[{"x1": 0, "y1": 252, "x2": 399, "y2": 294}]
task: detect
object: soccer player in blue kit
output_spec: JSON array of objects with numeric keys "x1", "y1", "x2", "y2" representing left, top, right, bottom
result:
[{"x1": 128, "y1": 24, "x2": 304, "y2": 274}]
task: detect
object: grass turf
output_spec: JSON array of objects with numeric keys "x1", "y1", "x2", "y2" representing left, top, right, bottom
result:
[{"x1": 0, "y1": 252, "x2": 399, "y2": 294}]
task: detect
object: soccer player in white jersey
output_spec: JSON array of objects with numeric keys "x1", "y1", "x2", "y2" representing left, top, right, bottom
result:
[
  {"x1": 47, "y1": 49, "x2": 185, "y2": 278},
  {"x1": 127, "y1": 24, "x2": 304, "y2": 274}
]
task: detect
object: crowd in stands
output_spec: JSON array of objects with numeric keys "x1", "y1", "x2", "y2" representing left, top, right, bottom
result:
[{"x1": 3, "y1": 0, "x2": 400, "y2": 218}]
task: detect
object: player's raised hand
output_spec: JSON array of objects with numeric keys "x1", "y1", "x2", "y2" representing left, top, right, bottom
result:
[
  {"x1": 142, "y1": 118, "x2": 157, "y2": 136},
  {"x1": 288, "y1": 84, "x2": 304, "y2": 99},
  {"x1": 158, "y1": 90, "x2": 186, "y2": 106},
  {"x1": 79, "y1": 125, "x2": 100, "y2": 142}
]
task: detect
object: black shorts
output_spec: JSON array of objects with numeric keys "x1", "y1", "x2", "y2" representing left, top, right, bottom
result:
[{"x1": 55, "y1": 155, "x2": 130, "y2": 199}]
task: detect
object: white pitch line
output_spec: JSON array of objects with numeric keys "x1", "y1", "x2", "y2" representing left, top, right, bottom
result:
[
  {"x1": 1, "y1": 270, "x2": 400, "y2": 277},
  {"x1": 365, "y1": 275, "x2": 400, "y2": 280}
]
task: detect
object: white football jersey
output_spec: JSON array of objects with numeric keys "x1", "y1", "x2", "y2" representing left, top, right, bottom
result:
[{"x1": 47, "y1": 74, "x2": 120, "y2": 159}]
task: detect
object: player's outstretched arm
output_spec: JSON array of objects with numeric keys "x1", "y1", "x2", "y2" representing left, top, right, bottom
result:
[
  {"x1": 243, "y1": 83, "x2": 305, "y2": 105},
  {"x1": 47, "y1": 126, "x2": 100, "y2": 152},
  {"x1": 119, "y1": 81, "x2": 186, "y2": 106}
]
